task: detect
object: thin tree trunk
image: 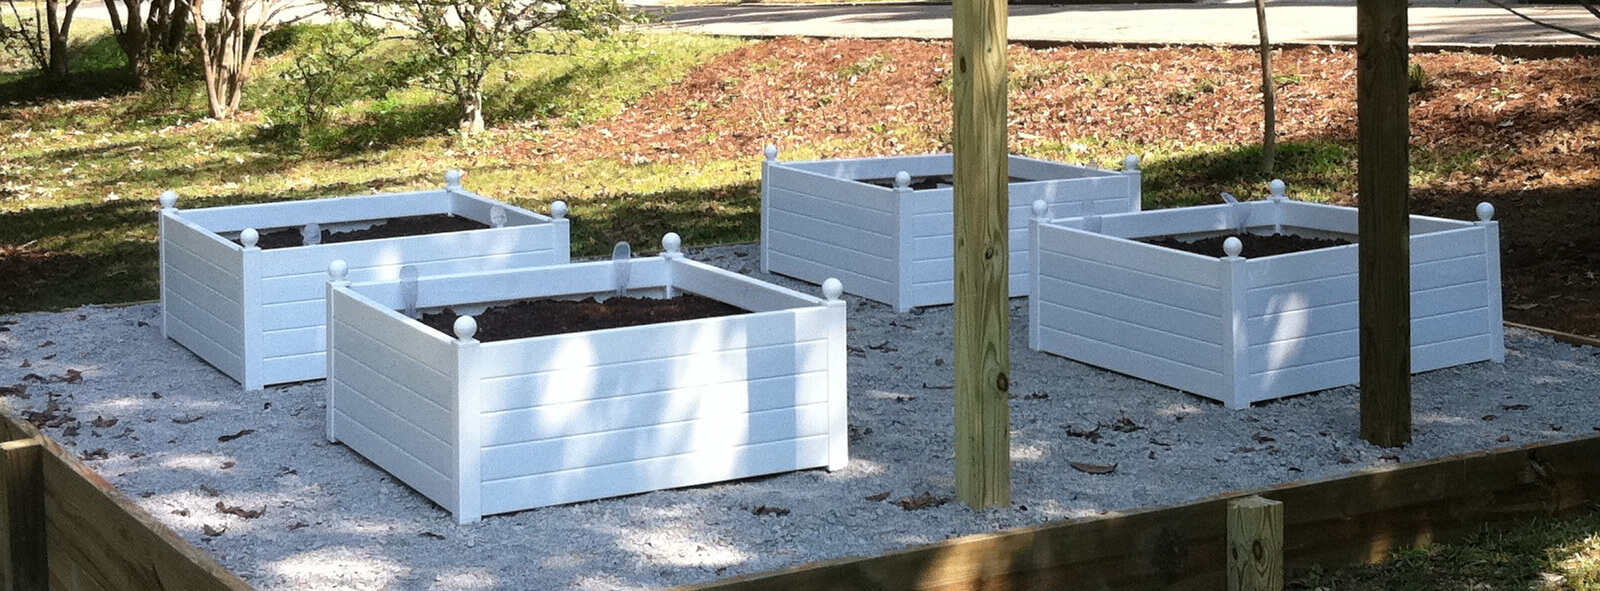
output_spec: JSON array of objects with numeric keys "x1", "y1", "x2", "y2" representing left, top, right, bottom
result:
[{"x1": 1256, "y1": 0, "x2": 1276, "y2": 174}]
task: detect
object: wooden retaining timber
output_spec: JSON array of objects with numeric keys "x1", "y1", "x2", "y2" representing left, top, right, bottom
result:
[
  {"x1": 1505, "y1": 321, "x2": 1600, "y2": 349},
  {"x1": 673, "y1": 434, "x2": 1600, "y2": 591},
  {"x1": 0, "y1": 412, "x2": 254, "y2": 591}
]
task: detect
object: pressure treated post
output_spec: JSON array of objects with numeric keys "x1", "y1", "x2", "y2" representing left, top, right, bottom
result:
[
  {"x1": 1227, "y1": 495, "x2": 1284, "y2": 591},
  {"x1": 1356, "y1": 0, "x2": 1412, "y2": 447},
  {"x1": 952, "y1": 0, "x2": 1011, "y2": 507},
  {"x1": 0, "y1": 439, "x2": 45, "y2": 591}
]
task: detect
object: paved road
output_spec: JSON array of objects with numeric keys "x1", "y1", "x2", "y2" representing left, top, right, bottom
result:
[{"x1": 644, "y1": 0, "x2": 1600, "y2": 48}]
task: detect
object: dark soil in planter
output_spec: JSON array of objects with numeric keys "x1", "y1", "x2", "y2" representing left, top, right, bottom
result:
[
  {"x1": 857, "y1": 175, "x2": 1031, "y2": 190},
  {"x1": 1141, "y1": 232, "x2": 1353, "y2": 258},
  {"x1": 419, "y1": 294, "x2": 748, "y2": 342},
  {"x1": 242, "y1": 214, "x2": 490, "y2": 249}
]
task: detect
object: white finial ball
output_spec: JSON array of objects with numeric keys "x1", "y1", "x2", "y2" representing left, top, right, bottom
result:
[
  {"x1": 240, "y1": 228, "x2": 259, "y2": 248},
  {"x1": 1124, "y1": 154, "x2": 1140, "y2": 172},
  {"x1": 894, "y1": 171, "x2": 912, "y2": 189},
  {"x1": 1223, "y1": 237, "x2": 1244, "y2": 258},
  {"x1": 1476, "y1": 202, "x2": 1495, "y2": 222},
  {"x1": 1269, "y1": 179, "x2": 1287, "y2": 200},
  {"x1": 159, "y1": 190, "x2": 178, "y2": 209},
  {"x1": 662, "y1": 232, "x2": 682, "y2": 254},
  {"x1": 550, "y1": 200, "x2": 568, "y2": 220},
  {"x1": 1031, "y1": 199, "x2": 1048, "y2": 218},
  {"x1": 445, "y1": 170, "x2": 464, "y2": 188},
  {"x1": 453, "y1": 315, "x2": 478, "y2": 341},
  {"x1": 821, "y1": 278, "x2": 844, "y2": 301},
  {"x1": 764, "y1": 144, "x2": 778, "y2": 161},
  {"x1": 328, "y1": 259, "x2": 348, "y2": 281}
]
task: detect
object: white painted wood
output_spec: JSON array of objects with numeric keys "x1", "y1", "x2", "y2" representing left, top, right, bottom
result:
[
  {"x1": 1031, "y1": 199, "x2": 1504, "y2": 407},
  {"x1": 762, "y1": 153, "x2": 1141, "y2": 308},
  {"x1": 1477, "y1": 204, "x2": 1506, "y2": 362},
  {"x1": 159, "y1": 188, "x2": 571, "y2": 389},
  {"x1": 328, "y1": 254, "x2": 848, "y2": 521}
]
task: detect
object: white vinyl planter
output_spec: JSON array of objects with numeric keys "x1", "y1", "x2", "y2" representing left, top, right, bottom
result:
[
  {"x1": 760, "y1": 147, "x2": 1142, "y2": 311},
  {"x1": 158, "y1": 172, "x2": 571, "y2": 390},
  {"x1": 324, "y1": 234, "x2": 849, "y2": 523},
  {"x1": 1028, "y1": 184, "x2": 1506, "y2": 409}
]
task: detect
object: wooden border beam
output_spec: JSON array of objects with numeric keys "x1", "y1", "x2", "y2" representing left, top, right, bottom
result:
[{"x1": 0, "y1": 438, "x2": 45, "y2": 591}]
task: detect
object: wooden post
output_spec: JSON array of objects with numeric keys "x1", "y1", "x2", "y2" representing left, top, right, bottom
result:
[
  {"x1": 1227, "y1": 495, "x2": 1284, "y2": 591},
  {"x1": 0, "y1": 439, "x2": 45, "y2": 591},
  {"x1": 1356, "y1": 0, "x2": 1412, "y2": 447},
  {"x1": 952, "y1": 0, "x2": 1011, "y2": 507}
]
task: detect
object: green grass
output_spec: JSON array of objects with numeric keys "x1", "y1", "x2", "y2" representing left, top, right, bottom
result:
[{"x1": 1290, "y1": 509, "x2": 1600, "y2": 591}]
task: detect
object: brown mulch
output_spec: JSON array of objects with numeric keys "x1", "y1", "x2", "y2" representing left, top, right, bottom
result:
[
  {"x1": 419, "y1": 294, "x2": 748, "y2": 342},
  {"x1": 244, "y1": 215, "x2": 489, "y2": 249},
  {"x1": 499, "y1": 38, "x2": 1599, "y2": 337}
]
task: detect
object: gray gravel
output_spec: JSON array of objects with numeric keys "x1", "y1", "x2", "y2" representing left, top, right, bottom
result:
[{"x1": 1, "y1": 243, "x2": 1597, "y2": 591}]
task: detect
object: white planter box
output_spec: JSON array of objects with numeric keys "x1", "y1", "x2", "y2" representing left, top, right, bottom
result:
[
  {"x1": 1028, "y1": 191, "x2": 1506, "y2": 409},
  {"x1": 324, "y1": 236, "x2": 849, "y2": 523},
  {"x1": 158, "y1": 173, "x2": 570, "y2": 390},
  {"x1": 760, "y1": 148, "x2": 1141, "y2": 311}
]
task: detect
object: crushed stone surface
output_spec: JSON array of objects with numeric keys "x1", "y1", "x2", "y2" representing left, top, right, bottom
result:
[{"x1": 1, "y1": 243, "x2": 1597, "y2": 590}]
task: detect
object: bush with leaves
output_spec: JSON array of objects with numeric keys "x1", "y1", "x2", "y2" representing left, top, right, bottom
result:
[
  {"x1": 330, "y1": 0, "x2": 644, "y2": 135},
  {"x1": 268, "y1": 24, "x2": 382, "y2": 128}
]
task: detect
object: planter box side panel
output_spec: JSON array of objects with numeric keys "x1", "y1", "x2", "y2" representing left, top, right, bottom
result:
[
  {"x1": 257, "y1": 226, "x2": 566, "y2": 385},
  {"x1": 1032, "y1": 226, "x2": 1228, "y2": 398},
  {"x1": 161, "y1": 215, "x2": 247, "y2": 381},
  {"x1": 763, "y1": 166, "x2": 899, "y2": 304},
  {"x1": 176, "y1": 191, "x2": 445, "y2": 233},
  {"x1": 781, "y1": 155, "x2": 954, "y2": 180},
  {"x1": 474, "y1": 310, "x2": 837, "y2": 513},
  {"x1": 1409, "y1": 227, "x2": 1500, "y2": 372},
  {"x1": 329, "y1": 289, "x2": 460, "y2": 510},
  {"x1": 1242, "y1": 248, "x2": 1361, "y2": 398}
]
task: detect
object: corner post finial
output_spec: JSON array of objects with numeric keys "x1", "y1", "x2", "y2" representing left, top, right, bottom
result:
[
  {"x1": 894, "y1": 171, "x2": 912, "y2": 190},
  {"x1": 1476, "y1": 202, "x2": 1495, "y2": 222},
  {"x1": 445, "y1": 170, "x2": 464, "y2": 189},
  {"x1": 159, "y1": 190, "x2": 178, "y2": 210},
  {"x1": 1031, "y1": 199, "x2": 1048, "y2": 220},
  {"x1": 453, "y1": 315, "x2": 478, "y2": 342},
  {"x1": 240, "y1": 228, "x2": 260, "y2": 249},
  {"x1": 1223, "y1": 237, "x2": 1244, "y2": 259},
  {"x1": 328, "y1": 259, "x2": 349, "y2": 282},
  {"x1": 1123, "y1": 154, "x2": 1140, "y2": 172},
  {"x1": 764, "y1": 144, "x2": 779, "y2": 162},
  {"x1": 550, "y1": 201, "x2": 569, "y2": 220},
  {"x1": 822, "y1": 278, "x2": 843, "y2": 302},
  {"x1": 1269, "y1": 179, "x2": 1288, "y2": 202},
  {"x1": 662, "y1": 232, "x2": 682, "y2": 256}
]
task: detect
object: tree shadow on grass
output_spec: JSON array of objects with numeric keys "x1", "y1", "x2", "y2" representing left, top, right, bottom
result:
[{"x1": 559, "y1": 181, "x2": 761, "y2": 257}]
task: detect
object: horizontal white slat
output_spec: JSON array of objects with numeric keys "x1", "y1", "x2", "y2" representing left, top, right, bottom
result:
[
  {"x1": 1277, "y1": 201, "x2": 1360, "y2": 235},
  {"x1": 1412, "y1": 227, "x2": 1488, "y2": 264},
  {"x1": 1092, "y1": 202, "x2": 1274, "y2": 239},
  {"x1": 331, "y1": 354, "x2": 453, "y2": 442},
  {"x1": 263, "y1": 249, "x2": 564, "y2": 307},
  {"x1": 161, "y1": 214, "x2": 243, "y2": 273},
  {"x1": 766, "y1": 171, "x2": 898, "y2": 216},
  {"x1": 779, "y1": 154, "x2": 953, "y2": 180},
  {"x1": 481, "y1": 371, "x2": 830, "y2": 444},
  {"x1": 261, "y1": 299, "x2": 323, "y2": 331},
  {"x1": 478, "y1": 436, "x2": 829, "y2": 513},
  {"x1": 260, "y1": 352, "x2": 323, "y2": 385},
  {"x1": 1038, "y1": 300, "x2": 1224, "y2": 370},
  {"x1": 174, "y1": 191, "x2": 447, "y2": 232},
  {"x1": 1035, "y1": 325, "x2": 1224, "y2": 398},
  {"x1": 765, "y1": 208, "x2": 894, "y2": 254},
  {"x1": 1412, "y1": 254, "x2": 1487, "y2": 292},
  {"x1": 447, "y1": 190, "x2": 550, "y2": 224},
  {"x1": 475, "y1": 311, "x2": 824, "y2": 377},
  {"x1": 481, "y1": 403, "x2": 831, "y2": 479},
  {"x1": 1034, "y1": 250, "x2": 1222, "y2": 315},
  {"x1": 1244, "y1": 246, "x2": 1357, "y2": 289},
  {"x1": 767, "y1": 227, "x2": 896, "y2": 280},
  {"x1": 163, "y1": 265, "x2": 245, "y2": 328},
  {"x1": 330, "y1": 289, "x2": 456, "y2": 376},
  {"x1": 331, "y1": 380, "x2": 453, "y2": 467},
  {"x1": 673, "y1": 261, "x2": 825, "y2": 312},
  {"x1": 329, "y1": 326, "x2": 453, "y2": 403},
  {"x1": 259, "y1": 224, "x2": 557, "y2": 277},
  {"x1": 1413, "y1": 333, "x2": 1499, "y2": 373},
  {"x1": 163, "y1": 241, "x2": 242, "y2": 307},
  {"x1": 1037, "y1": 275, "x2": 1221, "y2": 345},
  {"x1": 330, "y1": 409, "x2": 457, "y2": 511},
  {"x1": 262, "y1": 325, "x2": 322, "y2": 359},
  {"x1": 764, "y1": 251, "x2": 896, "y2": 305},
  {"x1": 479, "y1": 339, "x2": 831, "y2": 412},
  {"x1": 164, "y1": 313, "x2": 243, "y2": 380},
  {"x1": 1039, "y1": 226, "x2": 1224, "y2": 288},
  {"x1": 163, "y1": 288, "x2": 243, "y2": 352}
]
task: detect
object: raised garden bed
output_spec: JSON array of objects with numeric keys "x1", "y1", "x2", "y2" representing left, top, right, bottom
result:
[
  {"x1": 1028, "y1": 187, "x2": 1506, "y2": 408},
  {"x1": 324, "y1": 235, "x2": 849, "y2": 523},
  {"x1": 158, "y1": 172, "x2": 570, "y2": 390},
  {"x1": 761, "y1": 147, "x2": 1141, "y2": 311}
]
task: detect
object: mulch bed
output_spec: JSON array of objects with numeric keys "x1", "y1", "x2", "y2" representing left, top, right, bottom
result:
[
  {"x1": 1141, "y1": 232, "x2": 1352, "y2": 258},
  {"x1": 243, "y1": 215, "x2": 489, "y2": 249},
  {"x1": 857, "y1": 175, "x2": 1030, "y2": 190},
  {"x1": 419, "y1": 294, "x2": 748, "y2": 342}
]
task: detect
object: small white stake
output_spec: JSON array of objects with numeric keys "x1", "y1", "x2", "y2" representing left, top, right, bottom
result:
[
  {"x1": 894, "y1": 171, "x2": 912, "y2": 189},
  {"x1": 159, "y1": 190, "x2": 178, "y2": 210},
  {"x1": 1124, "y1": 154, "x2": 1140, "y2": 172},
  {"x1": 1084, "y1": 215, "x2": 1103, "y2": 233},
  {"x1": 328, "y1": 259, "x2": 349, "y2": 282},
  {"x1": 400, "y1": 265, "x2": 420, "y2": 319},
  {"x1": 1031, "y1": 199, "x2": 1048, "y2": 219},
  {"x1": 489, "y1": 206, "x2": 508, "y2": 228},
  {"x1": 550, "y1": 201, "x2": 569, "y2": 220},
  {"x1": 302, "y1": 223, "x2": 322, "y2": 246},
  {"x1": 240, "y1": 228, "x2": 259, "y2": 249},
  {"x1": 764, "y1": 144, "x2": 779, "y2": 162},
  {"x1": 1269, "y1": 179, "x2": 1288, "y2": 201},
  {"x1": 1224, "y1": 237, "x2": 1244, "y2": 259},
  {"x1": 453, "y1": 315, "x2": 478, "y2": 342},
  {"x1": 612, "y1": 241, "x2": 632, "y2": 297},
  {"x1": 445, "y1": 170, "x2": 464, "y2": 189},
  {"x1": 822, "y1": 278, "x2": 843, "y2": 302},
  {"x1": 662, "y1": 232, "x2": 682, "y2": 255},
  {"x1": 1476, "y1": 202, "x2": 1495, "y2": 222}
]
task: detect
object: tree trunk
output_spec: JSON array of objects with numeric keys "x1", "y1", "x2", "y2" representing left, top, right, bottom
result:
[
  {"x1": 459, "y1": 87, "x2": 485, "y2": 135},
  {"x1": 1256, "y1": 0, "x2": 1276, "y2": 174},
  {"x1": 42, "y1": 0, "x2": 79, "y2": 79}
]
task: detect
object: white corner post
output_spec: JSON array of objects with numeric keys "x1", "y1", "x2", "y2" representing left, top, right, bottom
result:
[
  {"x1": 1219, "y1": 237, "x2": 1251, "y2": 410},
  {"x1": 1476, "y1": 202, "x2": 1506, "y2": 363},
  {"x1": 452, "y1": 314, "x2": 483, "y2": 524},
  {"x1": 821, "y1": 277, "x2": 849, "y2": 471},
  {"x1": 661, "y1": 232, "x2": 683, "y2": 298},
  {"x1": 1028, "y1": 199, "x2": 1048, "y2": 351},
  {"x1": 550, "y1": 201, "x2": 570, "y2": 264},
  {"x1": 444, "y1": 169, "x2": 465, "y2": 192},
  {"x1": 1268, "y1": 179, "x2": 1288, "y2": 235},
  {"x1": 239, "y1": 228, "x2": 264, "y2": 391},
  {"x1": 1123, "y1": 154, "x2": 1143, "y2": 209},
  {"x1": 325, "y1": 259, "x2": 350, "y2": 444},
  {"x1": 760, "y1": 145, "x2": 778, "y2": 274},
  {"x1": 158, "y1": 190, "x2": 178, "y2": 339},
  {"x1": 893, "y1": 171, "x2": 917, "y2": 313}
]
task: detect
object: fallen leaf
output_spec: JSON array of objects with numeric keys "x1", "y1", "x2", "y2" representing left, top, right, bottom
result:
[
  {"x1": 751, "y1": 505, "x2": 791, "y2": 517},
  {"x1": 921, "y1": 383, "x2": 953, "y2": 390},
  {"x1": 0, "y1": 384, "x2": 27, "y2": 398},
  {"x1": 198, "y1": 485, "x2": 221, "y2": 497},
  {"x1": 91, "y1": 416, "x2": 118, "y2": 428},
  {"x1": 1501, "y1": 404, "x2": 1530, "y2": 411},
  {"x1": 288, "y1": 522, "x2": 309, "y2": 531},
  {"x1": 201, "y1": 524, "x2": 227, "y2": 537},
  {"x1": 1064, "y1": 424, "x2": 1103, "y2": 443},
  {"x1": 418, "y1": 531, "x2": 445, "y2": 539},
  {"x1": 173, "y1": 414, "x2": 203, "y2": 424},
  {"x1": 1110, "y1": 417, "x2": 1143, "y2": 433},
  {"x1": 79, "y1": 448, "x2": 109, "y2": 461},
  {"x1": 217, "y1": 429, "x2": 256, "y2": 442},
  {"x1": 896, "y1": 492, "x2": 950, "y2": 511},
  {"x1": 172, "y1": 509, "x2": 190, "y2": 517},
  {"x1": 215, "y1": 502, "x2": 265, "y2": 519},
  {"x1": 220, "y1": 461, "x2": 235, "y2": 470},
  {"x1": 1509, "y1": 302, "x2": 1540, "y2": 310},
  {"x1": 1070, "y1": 461, "x2": 1117, "y2": 475},
  {"x1": 1482, "y1": 414, "x2": 1498, "y2": 421},
  {"x1": 864, "y1": 490, "x2": 892, "y2": 502},
  {"x1": 1496, "y1": 435, "x2": 1511, "y2": 443}
]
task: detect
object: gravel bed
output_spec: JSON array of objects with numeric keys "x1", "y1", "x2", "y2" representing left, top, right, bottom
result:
[{"x1": 1, "y1": 243, "x2": 1597, "y2": 591}]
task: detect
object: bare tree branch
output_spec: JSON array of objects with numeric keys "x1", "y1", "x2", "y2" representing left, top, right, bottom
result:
[{"x1": 1482, "y1": 0, "x2": 1600, "y2": 43}]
